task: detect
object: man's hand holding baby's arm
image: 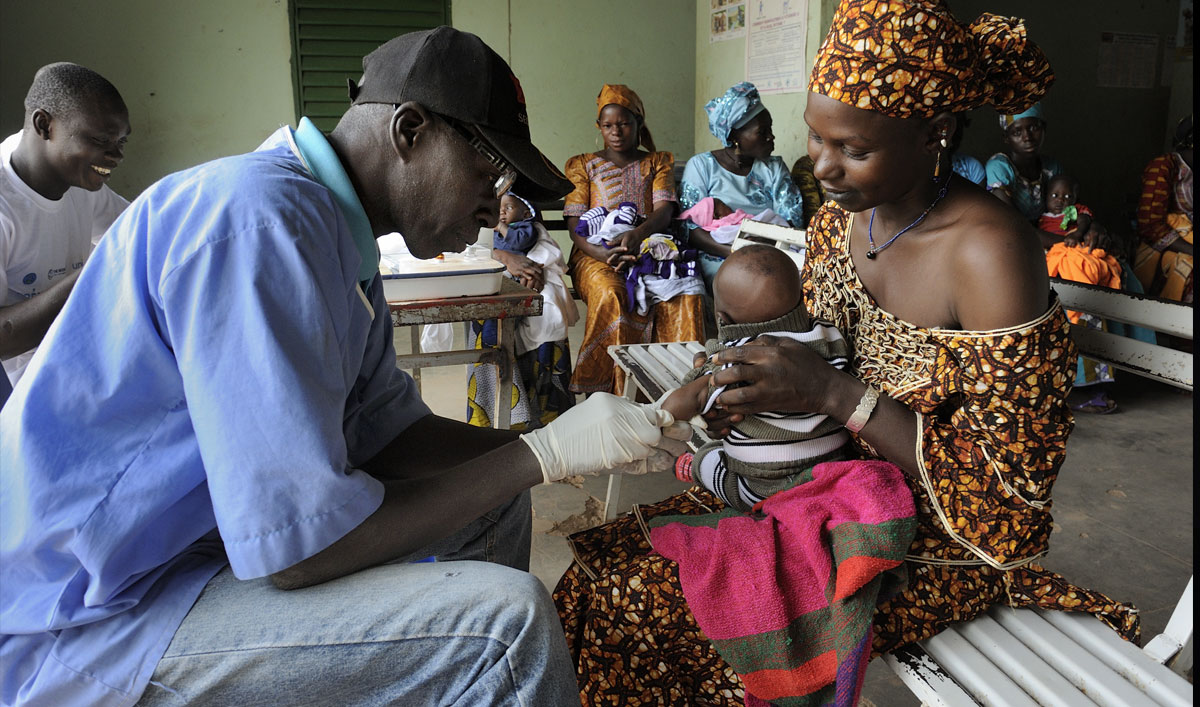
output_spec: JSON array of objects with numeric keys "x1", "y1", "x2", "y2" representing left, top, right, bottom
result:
[{"x1": 520, "y1": 393, "x2": 691, "y2": 483}]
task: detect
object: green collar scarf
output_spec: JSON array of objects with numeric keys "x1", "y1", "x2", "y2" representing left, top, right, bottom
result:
[{"x1": 292, "y1": 117, "x2": 378, "y2": 285}]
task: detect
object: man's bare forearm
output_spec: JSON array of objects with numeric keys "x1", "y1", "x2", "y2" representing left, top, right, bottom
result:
[
  {"x1": 361, "y1": 415, "x2": 521, "y2": 481},
  {"x1": 271, "y1": 433, "x2": 541, "y2": 589},
  {"x1": 0, "y1": 269, "x2": 81, "y2": 358}
]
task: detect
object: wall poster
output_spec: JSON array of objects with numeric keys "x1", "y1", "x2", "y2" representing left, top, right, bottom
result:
[
  {"x1": 1096, "y1": 32, "x2": 1160, "y2": 89},
  {"x1": 711, "y1": 0, "x2": 747, "y2": 43},
  {"x1": 745, "y1": 0, "x2": 808, "y2": 94}
]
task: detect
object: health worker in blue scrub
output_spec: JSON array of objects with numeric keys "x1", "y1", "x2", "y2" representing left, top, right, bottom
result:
[{"x1": 0, "y1": 28, "x2": 690, "y2": 707}]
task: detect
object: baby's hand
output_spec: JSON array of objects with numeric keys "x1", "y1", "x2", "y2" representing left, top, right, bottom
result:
[
  {"x1": 712, "y1": 198, "x2": 733, "y2": 219},
  {"x1": 495, "y1": 251, "x2": 545, "y2": 290},
  {"x1": 1083, "y1": 223, "x2": 1106, "y2": 251},
  {"x1": 662, "y1": 376, "x2": 711, "y2": 424}
]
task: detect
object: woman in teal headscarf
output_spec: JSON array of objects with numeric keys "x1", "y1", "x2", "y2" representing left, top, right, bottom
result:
[
  {"x1": 985, "y1": 102, "x2": 1064, "y2": 221},
  {"x1": 679, "y1": 82, "x2": 805, "y2": 291}
]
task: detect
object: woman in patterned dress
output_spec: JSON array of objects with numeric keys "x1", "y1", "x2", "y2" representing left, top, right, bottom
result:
[
  {"x1": 1133, "y1": 115, "x2": 1193, "y2": 303},
  {"x1": 564, "y1": 84, "x2": 706, "y2": 395},
  {"x1": 553, "y1": 2, "x2": 1139, "y2": 705}
]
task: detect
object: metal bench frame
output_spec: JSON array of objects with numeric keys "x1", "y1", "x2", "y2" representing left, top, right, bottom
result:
[{"x1": 605, "y1": 218, "x2": 1195, "y2": 706}]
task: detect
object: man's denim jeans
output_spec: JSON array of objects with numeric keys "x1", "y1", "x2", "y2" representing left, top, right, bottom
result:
[{"x1": 136, "y1": 491, "x2": 579, "y2": 706}]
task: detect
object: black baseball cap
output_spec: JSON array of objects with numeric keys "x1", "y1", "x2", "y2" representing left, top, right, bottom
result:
[{"x1": 348, "y1": 27, "x2": 571, "y2": 202}]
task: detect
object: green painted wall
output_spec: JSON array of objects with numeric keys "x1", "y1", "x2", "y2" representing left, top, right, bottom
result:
[
  {"x1": 0, "y1": 0, "x2": 697, "y2": 215},
  {"x1": 2, "y1": 0, "x2": 1187, "y2": 238},
  {"x1": 692, "y1": 0, "x2": 837, "y2": 174},
  {"x1": 453, "y1": 0, "x2": 695, "y2": 254},
  {"x1": 0, "y1": 0, "x2": 296, "y2": 199},
  {"x1": 452, "y1": 0, "x2": 697, "y2": 182}
]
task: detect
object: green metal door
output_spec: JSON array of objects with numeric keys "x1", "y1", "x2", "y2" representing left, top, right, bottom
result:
[{"x1": 290, "y1": 0, "x2": 451, "y2": 132}]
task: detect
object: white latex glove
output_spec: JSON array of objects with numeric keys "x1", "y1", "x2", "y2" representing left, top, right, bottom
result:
[
  {"x1": 521, "y1": 392, "x2": 691, "y2": 484},
  {"x1": 608, "y1": 405, "x2": 692, "y2": 476}
]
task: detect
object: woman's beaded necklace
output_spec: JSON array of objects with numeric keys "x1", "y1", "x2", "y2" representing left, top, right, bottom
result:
[{"x1": 866, "y1": 177, "x2": 951, "y2": 259}]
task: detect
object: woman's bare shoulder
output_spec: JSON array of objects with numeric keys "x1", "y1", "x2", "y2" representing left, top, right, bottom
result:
[{"x1": 945, "y1": 189, "x2": 1050, "y2": 329}]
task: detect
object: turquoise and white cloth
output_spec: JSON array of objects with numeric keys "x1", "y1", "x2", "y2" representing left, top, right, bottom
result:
[
  {"x1": 952, "y1": 153, "x2": 986, "y2": 185},
  {"x1": 985, "y1": 152, "x2": 1063, "y2": 222},
  {"x1": 999, "y1": 101, "x2": 1045, "y2": 130},
  {"x1": 679, "y1": 152, "x2": 805, "y2": 232},
  {"x1": 704, "y1": 81, "x2": 766, "y2": 146}
]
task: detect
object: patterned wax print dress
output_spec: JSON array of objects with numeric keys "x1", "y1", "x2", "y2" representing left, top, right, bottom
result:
[
  {"x1": 551, "y1": 204, "x2": 1139, "y2": 707},
  {"x1": 564, "y1": 151, "x2": 705, "y2": 394}
]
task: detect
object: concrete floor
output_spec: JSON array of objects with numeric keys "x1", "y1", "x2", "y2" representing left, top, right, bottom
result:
[{"x1": 399, "y1": 308, "x2": 1193, "y2": 705}]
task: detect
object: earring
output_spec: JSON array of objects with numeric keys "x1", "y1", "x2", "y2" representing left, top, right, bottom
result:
[{"x1": 933, "y1": 135, "x2": 948, "y2": 179}]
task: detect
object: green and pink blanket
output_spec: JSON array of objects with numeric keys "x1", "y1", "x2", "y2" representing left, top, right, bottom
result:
[{"x1": 649, "y1": 459, "x2": 916, "y2": 707}]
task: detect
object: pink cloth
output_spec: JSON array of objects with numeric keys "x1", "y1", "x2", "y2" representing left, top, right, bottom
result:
[
  {"x1": 678, "y1": 196, "x2": 752, "y2": 230},
  {"x1": 649, "y1": 459, "x2": 916, "y2": 706}
]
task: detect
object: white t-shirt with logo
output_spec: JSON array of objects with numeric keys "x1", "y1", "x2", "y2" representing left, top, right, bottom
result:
[{"x1": 0, "y1": 131, "x2": 129, "y2": 385}]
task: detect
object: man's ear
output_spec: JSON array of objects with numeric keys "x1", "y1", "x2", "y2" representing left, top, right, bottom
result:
[
  {"x1": 927, "y1": 112, "x2": 956, "y2": 152},
  {"x1": 389, "y1": 102, "x2": 434, "y2": 162},
  {"x1": 31, "y1": 109, "x2": 53, "y2": 140}
]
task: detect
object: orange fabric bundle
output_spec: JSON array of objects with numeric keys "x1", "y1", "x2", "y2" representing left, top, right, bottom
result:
[{"x1": 1045, "y1": 243, "x2": 1121, "y2": 323}]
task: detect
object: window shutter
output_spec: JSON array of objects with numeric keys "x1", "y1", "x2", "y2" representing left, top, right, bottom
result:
[{"x1": 290, "y1": 0, "x2": 451, "y2": 132}]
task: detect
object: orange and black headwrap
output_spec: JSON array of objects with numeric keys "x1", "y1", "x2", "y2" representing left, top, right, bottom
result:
[
  {"x1": 808, "y1": 0, "x2": 1054, "y2": 118},
  {"x1": 596, "y1": 83, "x2": 657, "y2": 152}
]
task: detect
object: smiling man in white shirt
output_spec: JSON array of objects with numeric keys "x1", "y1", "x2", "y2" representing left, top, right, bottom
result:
[{"x1": 0, "y1": 62, "x2": 130, "y2": 395}]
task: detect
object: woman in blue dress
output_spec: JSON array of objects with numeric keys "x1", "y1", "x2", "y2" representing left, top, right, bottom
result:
[{"x1": 679, "y1": 82, "x2": 806, "y2": 291}]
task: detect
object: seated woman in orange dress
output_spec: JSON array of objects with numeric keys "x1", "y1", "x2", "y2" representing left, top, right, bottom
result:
[
  {"x1": 564, "y1": 84, "x2": 705, "y2": 395},
  {"x1": 553, "y1": 3, "x2": 1138, "y2": 705}
]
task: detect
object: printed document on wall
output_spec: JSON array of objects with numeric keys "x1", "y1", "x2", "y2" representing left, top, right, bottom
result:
[
  {"x1": 1096, "y1": 32, "x2": 1159, "y2": 88},
  {"x1": 746, "y1": 0, "x2": 808, "y2": 94},
  {"x1": 711, "y1": 0, "x2": 747, "y2": 42}
]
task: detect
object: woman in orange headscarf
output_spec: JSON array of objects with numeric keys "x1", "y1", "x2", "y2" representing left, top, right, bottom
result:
[
  {"x1": 563, "y1": 84, "x2": 705, "y2": 395},
  {"x1": 553, "y1": 3, "x2": 1138, "y2": 705}
]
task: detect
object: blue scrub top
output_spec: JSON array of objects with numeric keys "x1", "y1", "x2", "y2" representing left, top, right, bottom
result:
[{"x1": 0, "y1": 120, "x2": 430, "y2": 706}]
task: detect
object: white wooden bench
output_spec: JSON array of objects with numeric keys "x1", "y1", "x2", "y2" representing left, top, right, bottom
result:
[
  {"x1": 606, "y1": 218, "x2": 1195, "y2": 706},
  {"x1": 729, "y1": 218, "x2": 808, "y2": 269}
]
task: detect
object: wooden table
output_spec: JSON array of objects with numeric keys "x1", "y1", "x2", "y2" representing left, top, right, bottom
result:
[{"x1": 388, "y1": 278, "x2": 543, "y2": 429}]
